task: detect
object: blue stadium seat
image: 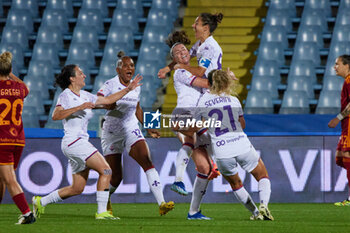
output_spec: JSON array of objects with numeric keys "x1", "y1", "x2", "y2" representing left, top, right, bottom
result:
[
  {"x1": 46, "y1": 0, "x2": 73, "y2": 17},
  {"x1": 268, "y1": 0, "x2": 296, "y2": 17},
  {"x1": 27, "y1": 60, "x2": 54, "y2": 85},
  {"x1": 296, "y1": 25, "x2": 324, "y2": 48},
  {"x1": 71, "y1": 26, "x2": 99, "y2": 51},
  {"x1": 32, "y1": 43, "x2": 60, "y2": 67},
  {"x1": 287, "y1": 76, "x2": 314, "y2": 99},
  {"x1": 147, "y1": 9, "x2": 173, "y2": 30},
  {"x1": 1, "y1": 26, "x2": 28, "y2": 49},
  {"x1": 252, "y1": 60, "x2": 280, "y2": 78},
  {"x1": 322, "y1": 75, "x2": 344, "y2": 91},
  {"x1": 98, "y1": 60, "x2": 117, "y2": 77},
  {"x1": 339, "y1": 0, "x2": 350, "y2": 9},
  {"x1": 280, "y1": 90, "x2": 310, "y2": 114},
  {"x1": 11, "y1": 0, "x2": 38, "y2": 18},
  {"x1": 106, "y1": 26, "x2": 134, "y2": 51},
  {"x1": 24, "y1": 76, "x2": 49, "y2": 99},
  {"x1": 81, "y1": 0, "x2": 108, "y2": 18},
  {"x1": 111, "y1": 9, "x2": 139, "y2": 33},
  {"x1": 300, "y1": 9, "x2": 328, "y2": 33},
  {"x1": 41, "y1": 9, "x2": 69, "y2": 33},
  {"x1": 324, "y1": 41, "x2": 350, "y2": 76},
  {"x1": 260, "y1": 25, "x2": 288, "y2": 49},
  {"x1": 139, "y1": 42, "x2": 167, "y2": 65},
  {"x1": 257, "y1": 42, "x2": 285, "y2": 67},
  {"x1": 0, "y1": 42, "x2": 24, "y2": 67},
  {"x1": 37, "y1": 26, "x2": 63, "y2": 49},
  {"x1": 143, "y1": 26, "x2": 169, "y2": 44},
  {"x1": 65, "y1": 59, "x2": 92, "y2": 85},
  {"x1": 288, "y1": 60, "x2": 316, "y2": 83},
  {"x1": 265, "y1": 9, "x2": 292, "y2": 32},
  {"x1": 244, "y1": 90, "x2": 274, "y2": 114},
  {"x1": 103, "y1": 42, "x2": 129, "y2": 61},
  {"x1": 136, "y1": 60, "x2": 161, "y2": 78},
  {"x1": 250, "y1": 76, "x2": 279, "y2": 99},
  {"x1": 0, "y1": 1, "x2": 3, "y2": 17},
  {"x1": 151, "y1": 0, "x2": 178, "y2": 20},
  {"x1": 304, "y1": 0, "x2": 331, "y2": 17},
  {"x1": 315, "y1": 90, "x2": 341, "y2": 114},
  {"x1": 292, "y1": 42, "x2": 320, "y2": 66},
  {"x1": 332, "y1": 25, "x2": 350, "y2": 42},
  {"x1": 67, "y1": 42, "x2": 95, "y2": 67},
  {"x1": 336, "y1": 9, "x2": 350, "y2": 27},
  {"x1": 22, "y1": 106, "x2": 40, "y2": 128},
  {"x1": 23, "y1": 90, "x2": 45, "y2": 115},
  {"x1": 76, "y1": 9, "x2": 104, "y2": 33},
  {"x1": 12, "y1": 62, "x2": 19, "y2": 77},
  {"x1": 6, "y1": 9, "x2": 33, "y2": 34},
  {"x1": 93, "y1": 75, "x2": 111, "y2": 93},
  {"x1": 117, "y1": 0, "x2": 143, "y2": 18}
]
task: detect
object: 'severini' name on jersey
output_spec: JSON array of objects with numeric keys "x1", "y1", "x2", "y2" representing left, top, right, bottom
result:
[{"x1": 204, "y1": 97, "x2": 231, "y2": 107}]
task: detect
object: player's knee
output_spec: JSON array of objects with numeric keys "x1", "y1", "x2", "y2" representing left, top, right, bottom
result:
[
  {"x1": 196, "y1": 164, "x2": 210, "y2": 175},
  {"x1": 71, "y1": 185, "x2": 85, "y2": 195}
]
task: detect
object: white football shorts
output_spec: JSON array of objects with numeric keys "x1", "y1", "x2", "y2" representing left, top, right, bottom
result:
[
  {"x1": 61, "y1": 137, "x2": 98, "y2": 174},
  {"x1": 101, "y1": 126, "x2": 145, "y2": 155},
  {"x1": 215, "y1": 145, "x2": 259, "y2": 176}
]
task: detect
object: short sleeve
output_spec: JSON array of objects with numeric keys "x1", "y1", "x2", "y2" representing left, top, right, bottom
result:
[
  {"x1": 198, "y1": 44, "x2": 215, "y2": 69},
  {"x1": 56, "y1": 92, "x2": 69, "y2": 109},
  {"x1": 97, "y1": 80, "x2": 113, "y2": 97},
  {"x1": 175, "y1": 70, "x2": 196, "y2": 86}
]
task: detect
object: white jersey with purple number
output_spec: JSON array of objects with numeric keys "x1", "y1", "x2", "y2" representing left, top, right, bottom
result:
[
  {"x1": 173, "y1": 69, "x2": 202, "y2": 108},
  {"x1": 97, "y1": 75, "x2": 140, "y2": 132},
  {"x1": 189, "y1": 36, "x2": 223, "y2": 78},
  {"x1": 195, "y1": 91, "x2": 251, "y2": 159},
  {"x1": 56, "y1": 88, "x2": 98, "y2": 140}
]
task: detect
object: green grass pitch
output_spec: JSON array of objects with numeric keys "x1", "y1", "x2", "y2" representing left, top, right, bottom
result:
[{"x1": 1, "y1": 203, "x2": 350, "y2": 233}]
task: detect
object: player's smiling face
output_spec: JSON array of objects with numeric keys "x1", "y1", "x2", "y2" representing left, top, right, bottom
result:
[
  {"x1": 117, "y1": 57, "x2": 135, "y2": 85},
  {"x1": 173, "y1": 44, "x2": 190, "y2": 64},
  {"x1": 192, "y1": 16, "x2": 207, "y2": 40},
  {"x1": 71, "y1": 66, "x2": 86, "y2": 88}
]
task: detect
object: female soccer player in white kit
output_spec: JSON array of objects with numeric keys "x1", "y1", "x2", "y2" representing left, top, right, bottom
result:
[
  {"x1": 195, "y1": 69, "x2": 274, "y2": 220},
  {"x1": 97, "y1": 52, "x2": 174, "y2": 216},
  {"x1": 158, "y1": 13, "x2": 224, "y2": 197},
  {"x1": 32, "y1": 64, "x2": 142, "y2": 220}
]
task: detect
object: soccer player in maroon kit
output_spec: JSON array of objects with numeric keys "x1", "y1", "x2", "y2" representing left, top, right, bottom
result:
[
  {"x1": 328, "y1": 54, "x2": 350, "y2": 206},
  {"x1": 0, "y1": 51, "x2": 36, "y2": 224}
]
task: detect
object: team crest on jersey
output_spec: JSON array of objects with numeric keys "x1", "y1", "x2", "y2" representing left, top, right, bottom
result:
[
  {"x1": 9, "y1": 127, "x2": 18, "y2": 137},
  {"x1": 143, "y1": 110, "x2": 161, "y2": 129}
]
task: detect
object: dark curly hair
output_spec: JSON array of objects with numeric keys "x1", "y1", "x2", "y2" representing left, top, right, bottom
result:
[
  {"x1": 55, "y1": 64, "x2": 77, "y2": 90},
  {"x1": 165, "y1": 30, "x2": 191, "y2": 48},
  {"x1": 200, "y1": 12, "x2": 223, "y2": 33}
]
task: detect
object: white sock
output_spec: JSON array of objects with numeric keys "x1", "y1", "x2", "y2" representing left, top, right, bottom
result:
[
  {"x1": 96, "y1": 191, "x2": 109, "y2": 214},
  {"x1": 145, "y1": 168, "x2": 165, "y2": 205},
  {"x1": 109, "y1": 184, "x2": 118, "y2": 195},
  {"x1": 41, "y1": 190, "x2": 62, "y2": 207},
  {"x1": 258, "y1": 178, "x2": 271, "y2": 206},
  {"x1": 233, "y1": 186, "x2": 259, "y2": 215},
  {"x1": 175, "y1": 144, "x2": 192, "y2": 182},
  {"x1": 189, "y1": 173, "x2": 209, "y2": 215}
]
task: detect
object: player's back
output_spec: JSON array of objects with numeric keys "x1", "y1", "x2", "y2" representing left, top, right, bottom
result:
[{"x1": 0, "y1": 80, "x2": 28, "y2": 145}]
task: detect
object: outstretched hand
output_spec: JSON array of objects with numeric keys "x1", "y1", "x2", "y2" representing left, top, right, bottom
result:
[
  {"x1": 226, "y1": 67, "x2": 238, "y2": 81},
  {"x1": 128, "y1": 74, "x2": 143, "y2": 91},
  {"x1": 158, "y1": 67, "x2": 169, "y2": 79}
]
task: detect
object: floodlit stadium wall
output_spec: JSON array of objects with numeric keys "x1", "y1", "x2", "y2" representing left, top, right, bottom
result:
[{"x1": 2, "y1": 135, "x2": 347, "y2": 204}]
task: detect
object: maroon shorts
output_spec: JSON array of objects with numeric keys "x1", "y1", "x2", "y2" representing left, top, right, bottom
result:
[
  {"x1": 337, "y1": 118, "x2": 350, "y2": 152},
  {"x1": 0, "y1": 145, "x2": 24, "y2": 170}
]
